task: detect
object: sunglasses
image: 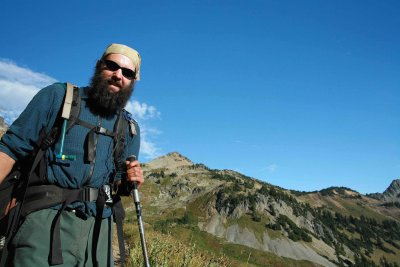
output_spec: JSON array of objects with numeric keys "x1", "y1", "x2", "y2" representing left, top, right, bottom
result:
[{"x1": 103, "y1": 59, "x2": 136, "y2": 80}]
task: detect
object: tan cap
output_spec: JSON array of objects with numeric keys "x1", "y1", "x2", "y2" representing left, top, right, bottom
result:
[{"x1": 102, "y1": 43, "x2": 141, "y2": 80}]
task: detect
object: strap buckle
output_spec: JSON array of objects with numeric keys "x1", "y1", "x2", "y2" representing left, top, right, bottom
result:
[
  {"x1": 103, "y1": 184, "x2": 113, "y2": 204},
  {"x1": 95, "y1": 126, "x2": 107, "y2": 135}
]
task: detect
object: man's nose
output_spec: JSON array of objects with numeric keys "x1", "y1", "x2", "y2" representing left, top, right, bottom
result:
[{"x1": 112, "y1": 68, "x2": 123, "y2": 79}]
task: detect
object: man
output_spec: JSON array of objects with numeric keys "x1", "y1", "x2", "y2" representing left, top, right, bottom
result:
[{"x1": 0, "y1": 43, "x2": 144, "y2": 266}]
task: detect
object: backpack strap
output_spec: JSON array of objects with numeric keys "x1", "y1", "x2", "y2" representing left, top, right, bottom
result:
[
  {"x1": 61, "y1": 83, "x2": 75, "y2": 119},
  {"x1": 113, "y1": 110, "x2": 127, "y2": 172},
  {"x1": 114, "y1": 109, "x2": 137, "y2": 171},
  {"x1": 65, "y1": 83, "x2": 81, "y2": 132}
]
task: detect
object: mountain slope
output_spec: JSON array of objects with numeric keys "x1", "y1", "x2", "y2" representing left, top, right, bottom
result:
[{"x1": 138, "y1": 152, "x2": 400, "y2": 267}]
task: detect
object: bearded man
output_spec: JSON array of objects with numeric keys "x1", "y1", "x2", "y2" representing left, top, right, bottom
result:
[{"x1": 0, "y1": 43, "x2": 144, "y2": 267}]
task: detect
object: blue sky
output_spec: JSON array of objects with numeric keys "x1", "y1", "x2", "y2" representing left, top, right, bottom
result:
[{"x1": 0, "y1": 0, "x2": 399, "y2": 194}]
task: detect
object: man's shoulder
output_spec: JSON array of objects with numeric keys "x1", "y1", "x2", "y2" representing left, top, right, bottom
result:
[
  {"x1": 26, "y1": 83, "x2": 68, "y2": 111},
  {"x1": 38, "y1": 82, "x2": 67, "y2": 99},
  {"x1": 42, "y1": 82, "x2": 67, "y2": 91}
]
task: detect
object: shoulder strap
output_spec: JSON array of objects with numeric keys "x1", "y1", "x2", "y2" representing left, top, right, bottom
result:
[
  {"x1": 64, "y1": 83, "x2": 81, "y2": 132},
  {"x1": 113, "y1": 110, "x2": 127, "y2": 172},
  {"x1": 61, "y1": 83, "x2": 75, "y2": 119},
  {"x1": 113, "y1": 109, "x2": 138, "y2": 172}
]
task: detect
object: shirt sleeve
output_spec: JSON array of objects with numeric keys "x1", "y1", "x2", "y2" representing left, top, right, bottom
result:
[{"x1": 0, "y1": 83, "x2": 65, "y2": 160}]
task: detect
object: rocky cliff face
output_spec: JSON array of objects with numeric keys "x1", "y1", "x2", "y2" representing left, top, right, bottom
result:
[{"x1": 202, "y1": 192, "x2": 338, "y2": 266}]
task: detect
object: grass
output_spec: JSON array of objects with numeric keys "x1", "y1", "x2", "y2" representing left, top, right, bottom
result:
[
  {"x1": 220, "y1": 241, "x2": 321, "y2": 267},
  {"x1": 125, "y1": 225, "x2": 231, "y2": 267},
  {"x1": 124, "y1": 216, "x2": 322, "y2": 267}
]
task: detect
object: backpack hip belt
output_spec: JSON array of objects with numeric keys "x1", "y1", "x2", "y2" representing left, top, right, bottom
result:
[{"x1": 20, "y1": 184, "x2": 113, "y2": 217}]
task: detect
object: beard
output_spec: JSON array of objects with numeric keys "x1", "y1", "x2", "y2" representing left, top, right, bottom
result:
[{"x1": 86, "y1": 67, "x2": 134, "y2": 117}]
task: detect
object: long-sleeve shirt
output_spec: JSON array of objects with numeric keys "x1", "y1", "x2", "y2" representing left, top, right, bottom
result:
[{"x1": 0, "y1": 82, "x2": 140, "y2": 217}]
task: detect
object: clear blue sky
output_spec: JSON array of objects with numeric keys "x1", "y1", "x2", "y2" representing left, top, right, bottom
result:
[{"x1": 0, "y1": 0, "x2": 399, "y2": 194}]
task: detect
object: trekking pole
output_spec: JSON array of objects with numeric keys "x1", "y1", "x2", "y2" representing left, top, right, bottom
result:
[{"x1": 127, "y1": 155, "x2": 151, "y2": 267}]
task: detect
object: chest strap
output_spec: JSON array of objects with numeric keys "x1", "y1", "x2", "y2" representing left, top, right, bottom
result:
[{"x1": 74, "y1": 117, "x2": 116, "y2": 137}]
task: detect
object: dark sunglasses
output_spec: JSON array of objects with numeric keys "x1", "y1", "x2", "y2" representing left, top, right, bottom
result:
[{"x1": 102, "y1": 59, "x2": 136, "y2": 80}]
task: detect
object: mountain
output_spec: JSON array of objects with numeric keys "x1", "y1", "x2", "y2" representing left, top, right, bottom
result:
[{"x1": 136, "y1": 152, "x2": 400, "y2": 267}]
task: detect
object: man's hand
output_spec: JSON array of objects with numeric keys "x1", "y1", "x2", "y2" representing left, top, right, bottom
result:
[{"x1": 125, "y1": 159, "x2": 144, "y2": 187}]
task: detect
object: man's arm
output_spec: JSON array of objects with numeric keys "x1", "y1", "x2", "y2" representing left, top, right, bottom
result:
[{"x1": 0, "y1": 151, "x2": 16, "y2": 184}]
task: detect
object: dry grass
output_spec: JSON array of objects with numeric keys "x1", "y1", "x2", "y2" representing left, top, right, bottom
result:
[{"x1": 124, "y1": 228, "x2": 231, "y2": 267}]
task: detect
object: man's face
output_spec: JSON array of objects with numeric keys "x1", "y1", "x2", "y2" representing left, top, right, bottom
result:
[
  {"x1": 87, "y1": 54, "x2": 136, "y2": 115},
  {"x1": 100, "y1": 53, "x2": 136, "y2": 93}
]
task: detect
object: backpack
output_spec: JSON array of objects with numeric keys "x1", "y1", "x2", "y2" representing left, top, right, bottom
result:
[{"x1": 0, "y1": 83, "x2": 136, "y2": 265}]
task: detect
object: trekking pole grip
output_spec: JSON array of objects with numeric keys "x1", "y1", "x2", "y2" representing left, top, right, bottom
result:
[{"x1": 127, "y1": 155, "x2": 140, "y2": 203}]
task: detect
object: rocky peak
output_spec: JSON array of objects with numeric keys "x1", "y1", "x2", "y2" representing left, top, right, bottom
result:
[
  {"x1": 367, "y1": 179, "x2": 400, "y2": 202},
  {"x1": 145, "y1": 152, "x2": 194, "y2": 170},
  {"x1": 382, "y1": 179, "x2": 400, "y2": 202}
]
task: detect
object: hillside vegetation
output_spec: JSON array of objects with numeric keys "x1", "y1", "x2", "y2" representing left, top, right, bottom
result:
[{"x1": 120, "y1": 152, "x2": 400, "y2": 267}]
